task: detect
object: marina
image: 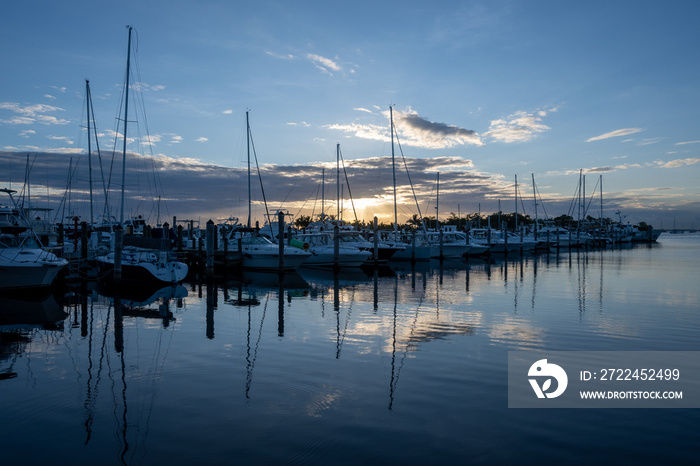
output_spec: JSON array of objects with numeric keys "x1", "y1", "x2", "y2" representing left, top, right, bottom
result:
[{"x1": 1, "y1": 233, "x2": 699, "y2": 464}]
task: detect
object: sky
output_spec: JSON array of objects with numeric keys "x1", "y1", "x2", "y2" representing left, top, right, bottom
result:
[{"x1": 1, "y1": 0, "x2": 699, "y2": 229}]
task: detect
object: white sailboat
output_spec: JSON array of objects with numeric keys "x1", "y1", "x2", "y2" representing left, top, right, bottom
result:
[
  {"x1": 382, "y1": 106, "x2": 431, "y2": 261},
  {"x1": 0, "y1": 188, "x2": 68, "y2": 289},
  {"x1": 219, "y1": 111, "x2": 310, "y2": 271},
  {"x1": 95, "y1": 26, "x2": 187, "y2": 285}
]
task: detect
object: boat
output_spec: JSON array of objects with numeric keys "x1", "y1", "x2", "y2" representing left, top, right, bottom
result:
[
  {"x1": 383, "y1": 106, "x2": 432, "y2": 261},
  {"x1": 95, "y1": 247, "x2": 187, "y2": 284},
  {"x1": 220, "y1": 224, "x2": 310, "y2": 271},
  {"x1": 0, "y1": 188, "x2": 69, "y2": 290},
  {"x1": 294, "y1": 230, "x2": 372, "y2": 268},
  {"x1": 95, "y1": 26, "x2": 188, "y2": 285},
  {"x1": 220, "y1": 112, "x2": 311, "y2": 272}
]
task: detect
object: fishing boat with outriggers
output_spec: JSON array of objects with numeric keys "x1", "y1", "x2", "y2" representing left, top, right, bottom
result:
[{"x1": 0, "y1": 188, "x2": 68, "y2": 290}]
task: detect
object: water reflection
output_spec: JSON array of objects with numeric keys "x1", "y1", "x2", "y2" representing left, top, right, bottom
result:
[
  {"x1": 0, "y1": 291, "x2": 66, "y2": 381},
  {"x1": 2, "y1": 240, "x2": 698, "y2": 464}
]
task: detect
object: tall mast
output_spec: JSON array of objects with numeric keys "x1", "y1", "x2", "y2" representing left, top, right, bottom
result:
[
  {"x1": 321, "y1": 168, "x2": 325, "y2": 220},
  {"x1": 119, "y1": 25, "x2": 133, "y2": 226},
  {"x1": 390, "y1": 106, "x2": 397, "y2": 234},
  {"x1": 86, "y1": 79, "x2": 94, "y2": 226},
  {"x1": 436, "y1": 172, "x2": 440, "y2": 230},
  {"x1": 514, "y1": 174, "x2": 518, "y2": 231},
  {"x1": 600, "y1": 174, "x2": 604, "y2": 227},
  {"x1": 246, "y1": 110, "x2": 251, "y2": 228},
  {"x1": 532, "y1": 173, "x2": 538, "y2": 228},
  {"x1": 336, "y1": 143, "x2": 340, "y2": 221}
]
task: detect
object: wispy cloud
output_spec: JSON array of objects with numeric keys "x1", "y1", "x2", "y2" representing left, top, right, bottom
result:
[
  {"x1": 354, "y1": 107, "x2": 373, "y2": 114},
  {"x1": 307, "y1": 53, "x2": 340, "y2": 75},
  {"x1": 484, "y1": 108, "x2": 555, "y2": 143},
  {"x1": 265, "y1": 51, "x2": 296, "y2": 60},
  {"x1": 0, "y1": 102, "x2": 70, "y2": 125},
  {"x1": 675, "y1": 140, "x2": 700, "y2": 146},
  {"x1": 586, "y1": 128, "x2": 643, "y2": 142},
  {"x1": 655, "y1": 157, "x2": 700, "y2": 168},
  {"x1": 196, "y1": 137, "x2": 208, "y2": 143}
]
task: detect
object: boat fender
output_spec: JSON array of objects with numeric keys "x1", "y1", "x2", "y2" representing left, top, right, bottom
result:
[{"x1": 289, "y1": 238, "x2": 310, "y2": 251}]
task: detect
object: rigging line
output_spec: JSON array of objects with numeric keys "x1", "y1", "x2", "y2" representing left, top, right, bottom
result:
[
  {"x1": 293, "y1": 182, "x2": 320, "y2": 221},
  {"x1": 338, "y1": 146, "x2": 359, "y2": 225},
  {"x1": 248, "y1": 130, "x2": 274, "y2": 238},
  {"x1": 584, "y1": 176, "x2": 601, "y2": 219},
  {"x1": 394, "y1": 128, "x2": 426, "y2": 232},
  {"x1": 86, "y1": 83, "x2": 110, "y2": 217}
]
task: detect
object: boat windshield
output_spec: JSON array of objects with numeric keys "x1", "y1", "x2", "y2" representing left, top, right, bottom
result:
[
  {"x1": 0, "y1": 235, "x2": 42, "y2": 249},
  {"x1": 241, "y1": 235, "x2": 273, "y2": 245}
]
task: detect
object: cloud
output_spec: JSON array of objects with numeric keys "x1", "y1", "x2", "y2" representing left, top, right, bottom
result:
[
  {"x1": 0, "y1": 102, "x2": 69, "y2": 125},
  {"x1": 266, "y1": 51, "x2": 296, "y2": 60},
  {"x1": 325, "y1": 122, "x2": 388, "y2": 142},
  {"x1": 392, "y1": 109, "x2": 483, "y2": 148},
  {"x1": 655, "y1": 157, "x2": 700, "y2": 168},
  {"x1": 484, "y1": 108, "x2": 554, "y2": 143},
  {"x1": 585, "y1": 166, "x2": 613, "y2": 173},
  {"x1": 195, "y1": 137, "x2": 208, "y2": 143},
  {"x1": 586, "y1": 128, "x2": 643, "y2": 142},
  {"x1": 130, "y1": 82, "x2": 165, "y2": 92},
  {"x1": 307, "y1": 53, "x2": 341, "y2": 75},
  {"x1": 222, "y1": 109, "x2": 233, "y2": 115},
  {"x1": 675, "y1": 140, "x2": 700, "y2": 146},
  {"x1": 326, "y1": 108, "x2": 482, "y2": 149},
  {"x1": 354, "y1": 107, "x2": 373, "y2": 114},
  {"x1": 47, "y1": 136, "x2": 74, "y2": 145}
]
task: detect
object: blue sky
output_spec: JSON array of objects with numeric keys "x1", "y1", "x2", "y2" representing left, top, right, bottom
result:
[{"x1": 1, "y1": 0, "x2": 699, "y2": 228}]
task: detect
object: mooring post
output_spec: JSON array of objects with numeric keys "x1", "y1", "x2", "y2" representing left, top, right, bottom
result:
[
  {"x1": 206, "y1": 219, "x2": 215, "y2": 277},
  {"x1": 411, "y1": 230, "x2": 416, "y2": 263},
  {"x1": 373, "y1": 216, "x2": 379, "y2": 267},
  {"x1": 223, "y1": 234, "x2": 228, "y2": 269},
  {"x1": 439, "y1": 228, "x2": 444, "y2": 260},
  {"x1": 278, "y1": 211, "x2": 285, "y2": 273},
  {"x1": 162, "y1": 222, "x2": 170, "y2": 253},
  {"x1": 114, "y1": 225, "x2": 123, "y2": 283},
  {"x1": 333, "y1": 224, "x2": 340, "y2": 271},
  {"x1": 80, "y1": 221, "x2": 89, "y2": 262},
  {"x1": 57, "y1": 223, "x2": 64, "y2": 256}
]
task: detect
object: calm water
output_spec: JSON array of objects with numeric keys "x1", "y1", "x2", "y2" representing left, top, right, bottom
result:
[{"x1": 1, "y1": 234, "x2": 699, "y2": 465}]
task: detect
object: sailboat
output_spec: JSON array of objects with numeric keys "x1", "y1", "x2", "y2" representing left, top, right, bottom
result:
[
  {"x1": 96, "y1": 26, "x2": 187, "y2": 285},
  {"x1": 219, "y1": 111, "x2": 310, "y2": 271},
  {"x1": 0, "y1": 188, "x2": 68, "y2": 289},
  {"x1": 382, "y1": 106, "x2": 432, "y2": 261}
]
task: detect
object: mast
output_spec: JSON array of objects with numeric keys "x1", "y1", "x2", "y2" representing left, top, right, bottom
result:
[
  {"x1": 600, "y1": 174, "x2": 603, "y2": 227},
  {"x1": 436, "y1": 172, "x2": 440, "y2": 230},
  {"x1": 532, "y1": 174, "x2": 538, "y2": 229},
  {"x1": 514, "y1": 174, "x2": 518, "y2": 231},
  {"x1": 321, "y1": 168, "x2": 325, "y2": 220},
  {"x1": 336, "y1": 143, "x2": 340, "y2": 221},
  {"x1": 390, "y1": 106, "x2": 398, "y2": 234},
  {"x1": 86, "y1": 79, "x2": 94, "y2": 226},
  {"x1": 119, "y1": 26, "x2": 133, "y2": 226},
  {"x1": 246, "y1": 110, "x2": 251, "y2": 228}
]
